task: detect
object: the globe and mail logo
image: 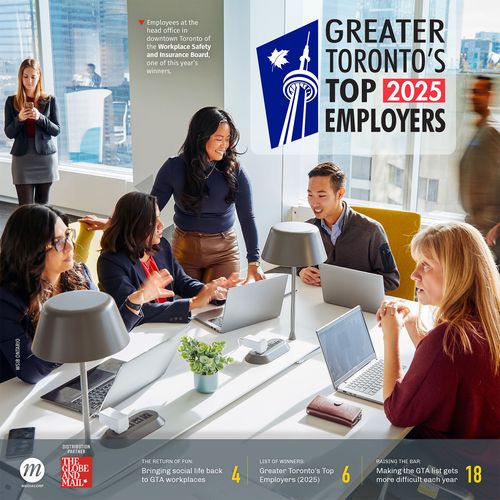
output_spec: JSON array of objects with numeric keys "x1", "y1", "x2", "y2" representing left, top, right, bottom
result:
[
  {"x1": 257, "y1": 20, "x2": 319, "y2": 149},
  {"x1": 19, "y1": 457, "x2": 45, "y2": 483}
]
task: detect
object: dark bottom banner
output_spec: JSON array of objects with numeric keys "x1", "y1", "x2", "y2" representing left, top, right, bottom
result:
[{"x1": 1, "y1": 439, "x2": 498, "y2": 500}]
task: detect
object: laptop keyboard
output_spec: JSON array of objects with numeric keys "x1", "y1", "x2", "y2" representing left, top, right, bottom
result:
[
  {"x1": 345, "y1": 359, "x2": 384, "y2": 395},
  {"x1": 210, "y1": 316, "x2": 224, "y2": 328},
  {"x1": 73, "y1": 380, "x2": 114, "y2": 411}
]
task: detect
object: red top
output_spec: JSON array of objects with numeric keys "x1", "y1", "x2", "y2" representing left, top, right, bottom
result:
[
  {"x1": 140, "y1": 256, "x2": 167, "y2": 303},
  {"x1": 384, "y1": 321, "x2": 500, "y2": 438},
  {"x1": 24, "y1": 96, "x2": 36, "y2": 138}
]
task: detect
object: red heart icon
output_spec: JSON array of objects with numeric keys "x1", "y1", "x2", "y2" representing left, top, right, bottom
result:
[{"x1": 138, "y1": 19, "x2": 145, "y2": 25}]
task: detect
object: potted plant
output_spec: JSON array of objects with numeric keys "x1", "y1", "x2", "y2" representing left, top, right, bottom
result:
[{"x1": 178, "y1": 336, "x2": 234, "y2": 393}]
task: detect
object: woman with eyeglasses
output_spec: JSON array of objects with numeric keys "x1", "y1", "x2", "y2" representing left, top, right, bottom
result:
[
  {"x1": 0, "y1": 205, "x2": 173, "y2": 384},
  {"x1": 4, "y1": 58, "x2": 60, "y2": 205},
  {"x1": 97, "y1": 192, "x2": 236, "y2": 325}
]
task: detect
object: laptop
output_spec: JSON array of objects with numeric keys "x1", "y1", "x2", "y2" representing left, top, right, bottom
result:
[
  {"x1": 320, "y1": 263, "x2": 385, "y2": 314},
  {"x1": 316, "y1": 306, "x2": 385, "y2": 404},
  {"x1": 195, "y1": 274, "x2": 288, "y2": 333},
  {"x1": 41, "y1": 337, "x2": 179, "y2": 417}
]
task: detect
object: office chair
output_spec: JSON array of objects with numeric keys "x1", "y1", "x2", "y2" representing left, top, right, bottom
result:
[{"x1": 351, "y1": 206, "x2": 421, "y2": 301}]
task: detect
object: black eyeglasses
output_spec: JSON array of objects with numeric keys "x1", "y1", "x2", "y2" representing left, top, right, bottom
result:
[{"x1": 47, "y1": 228, "x2": 76, "y2": 252}]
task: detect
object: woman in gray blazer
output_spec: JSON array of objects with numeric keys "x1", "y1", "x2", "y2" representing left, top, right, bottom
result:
[{"x1": 4, "y1": 58, "x2": 60, "y2": 205}]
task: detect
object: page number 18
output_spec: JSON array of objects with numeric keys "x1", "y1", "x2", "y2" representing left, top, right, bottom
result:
[{"x1": 465, "y1": 465, "x2": 482, "y2": 484}]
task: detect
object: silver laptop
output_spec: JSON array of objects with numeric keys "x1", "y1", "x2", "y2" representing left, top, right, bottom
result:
[
  {"x1": 320, "y1": 263, "x2": 385, "y2": 314},
  {"x1": 316, "y1": 306, "x2": 385, "y2": 404},
  {"x1": 41, "y1": 337, "x2": 179, "y2": 417},
  {"x1": 195, "y1": 274, "x2": 288, "y2": 333}
]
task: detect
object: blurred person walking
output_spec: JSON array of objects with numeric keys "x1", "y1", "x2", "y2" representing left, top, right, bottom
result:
[{"x1": 459, "y1": 75, "x2": 500, "y2": 264}]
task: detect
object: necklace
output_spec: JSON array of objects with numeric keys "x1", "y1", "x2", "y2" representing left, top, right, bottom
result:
[{"x1": 204, "y1": 163, "x2": 218, "y2": 180}]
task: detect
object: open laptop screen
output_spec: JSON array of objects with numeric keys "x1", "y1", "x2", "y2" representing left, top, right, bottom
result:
[
  {"x1": 316, "y1": 306, "x2": 376, "y2": 387},
  {"x1": 61, "y1": 366, "x2": 114, "y2": 391}
]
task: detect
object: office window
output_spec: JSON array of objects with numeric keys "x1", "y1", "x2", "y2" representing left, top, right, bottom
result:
[
  {"x1": 311, "y1": 0, "x2": 500, "y2": 218},
  {"x1": 351, "y1": 188, "x2": 370, "y2": 201},
  {"x1": 0, "y1": 0, "x2": 39, "y2": 157},
  {"x1": 351, "y1": 156, "x2": 371, "y2": 181},
  {"x1": 418, "y1": 177, "x2": 439, "y2": 202},
  {"x1": 428, "y1": 179, "x2": 439, "y2": 202},
  {"x1": 388, "y1": 164, "x2": 404, "y2": 189},
  {"x1": 49, "y1": 0, "x2": 132, "y2": 168},
  {"x1": 418, "y1": 177, "x2": 427, "y2": 199},
  {"x1": 318, "y1": 0, "x2": 416, "y2": 211}
]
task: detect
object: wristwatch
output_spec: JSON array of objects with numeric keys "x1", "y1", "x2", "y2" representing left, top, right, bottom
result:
[
  {"x1": 248, "y1": 261, "x2": 260, "y2": 267},
  {"x1": 125, "y1": 297, "x2": 142, "y2": 312}
]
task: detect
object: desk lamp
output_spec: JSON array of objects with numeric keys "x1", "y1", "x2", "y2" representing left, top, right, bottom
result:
[
  {"x1": 32, "y1": 290, "x2": 129, "y2": 443},
  {"x1": 262, "y1": 222, "x2": 326, "y2": 341}
]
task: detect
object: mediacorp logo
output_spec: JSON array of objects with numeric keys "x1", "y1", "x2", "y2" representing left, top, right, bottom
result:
[
  {"x1": 257, "y1": 20, "x2": 319, "y2": 149},
  {"x1": 19, "y1": 457, "x2": 45, "y2": 483}
]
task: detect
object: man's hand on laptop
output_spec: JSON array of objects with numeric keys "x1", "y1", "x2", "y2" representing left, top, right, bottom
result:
[
  {"x1": 189, "y1": 278, "x2": 227, "y2": 310},
  {"x1": 299, "y1": 266, "x2": 321, "y2": 286}
]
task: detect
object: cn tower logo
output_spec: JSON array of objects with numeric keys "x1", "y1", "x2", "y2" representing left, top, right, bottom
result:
[{"x1": 257, "y1": 21, "x2": 319, "y2": 149}]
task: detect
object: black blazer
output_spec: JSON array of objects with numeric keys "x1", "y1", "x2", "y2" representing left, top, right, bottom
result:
[
  {"x1": 98, "y1": 238, "x2": 205, "y2": 324},
  {"x1": 4, "y1": 95, "x2": 60, "y2": 156}
]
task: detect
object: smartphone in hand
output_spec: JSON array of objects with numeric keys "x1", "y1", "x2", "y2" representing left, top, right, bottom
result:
[
  {"x1": 24, "y1": 102, "x2": 34, "y2": 109},
  {"x1": 6, "y1": 427, "x2": 35, "y2": 459}
]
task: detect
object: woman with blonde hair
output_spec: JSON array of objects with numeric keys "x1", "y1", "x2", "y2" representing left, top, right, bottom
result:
[
  {"x1": 4, "y1": 58, "x2": 60, "y2": 205},
  {"x1": 377, "y1": 222, "x2": 500, "y2": 438}
]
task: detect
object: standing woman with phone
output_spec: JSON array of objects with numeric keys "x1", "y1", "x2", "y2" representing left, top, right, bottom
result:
[{"x1": 4, "y1": 58, "x2": 60, "y2": 205}]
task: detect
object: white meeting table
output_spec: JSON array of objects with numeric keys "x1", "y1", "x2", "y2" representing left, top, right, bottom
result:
[{"x1": 0, "y1": 279, "x2": 417, "y2": 498}]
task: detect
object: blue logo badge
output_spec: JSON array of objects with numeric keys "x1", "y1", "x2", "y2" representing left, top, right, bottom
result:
[{"x1": 257, "y1": 21, "x2": 319, "y2": 149}]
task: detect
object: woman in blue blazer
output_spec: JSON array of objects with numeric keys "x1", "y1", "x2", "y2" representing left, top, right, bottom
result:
[
  {"x1": 97, "y1": 192, "x2": 230, "y2": 324},
  {"x1": 4, "y1": 59, "x2": 60, "y2": 205},
  {"x1": 0, "y1": 205, "x2": 172, "y2": 384}
]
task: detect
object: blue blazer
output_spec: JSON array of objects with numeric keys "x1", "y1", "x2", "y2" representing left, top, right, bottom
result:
[
  {"x1": 97, "y1": 238, "x2": 204, "y2": 324},
  {"x1": 0, "y1": 265, "x2": 140, "y2": 384},
  {"x1": 4, "y1": 95, "x2": 60, "y2": 156}
]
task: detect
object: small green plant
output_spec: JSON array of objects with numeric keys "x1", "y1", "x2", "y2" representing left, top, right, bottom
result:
[{"x1": 178, "y1": 336, "x2": 234, "y2": 376}]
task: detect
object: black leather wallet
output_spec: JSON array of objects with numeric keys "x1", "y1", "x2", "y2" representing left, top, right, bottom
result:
[{"x1": 306, "y1": 395, "x2": 362, "y2": 427}]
